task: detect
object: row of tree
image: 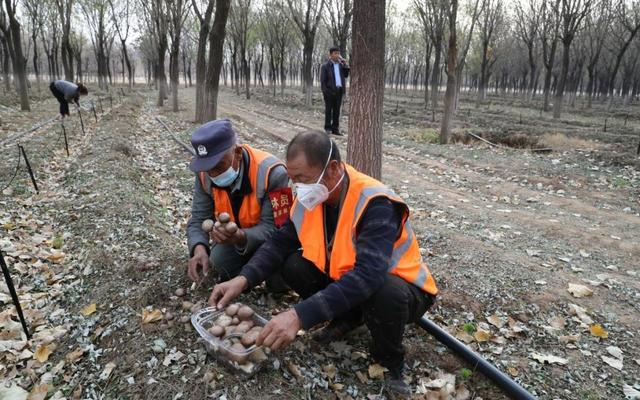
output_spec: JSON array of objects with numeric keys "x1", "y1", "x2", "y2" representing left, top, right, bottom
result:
[{"x1": 1, "y1": 0, "x2": 639, "y2": 146}]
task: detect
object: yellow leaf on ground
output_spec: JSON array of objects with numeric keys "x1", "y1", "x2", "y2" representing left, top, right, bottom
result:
[
  {"x1": 474, "y1": 329, "x2": 491, "y2": 342},
  {"x1": 80, "y1": 303, "x2": 97, "y2": 316},
  {"x1": 368, "y1": 363, "x2": 388, "y2": 380},
  {"x1": 322, "y1": 364, "x2": 337, "y2": 380},
  {"x1": 590, "y1": 324, "x2": 609, "y2": 339},
  {"x1": 27, "y1": 384, "x2": 50, "y2": 400},
  {"x1": 486, "y1": 314, "x2": 505, "y2": 328},
  {"x1": 141, "y1": 309, "x2": 163, "y2": 324},
  {"x1": 47, "y1": 251, "x2": 66, "y2": 263},
  {"x1": 34, "y1": 345, "x2": 52, "y2": 363},
  {"x1": 567, "y1": 283, "x2": 593, "y2": 298}
]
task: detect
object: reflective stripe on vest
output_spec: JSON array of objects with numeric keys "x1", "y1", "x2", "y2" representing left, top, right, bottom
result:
[
  {"x1": 290, "y1": 164, "x2": 438, "y2": 295},
  {"x1": 198, "y1": 144, "x2": 283, "y2": 228}
]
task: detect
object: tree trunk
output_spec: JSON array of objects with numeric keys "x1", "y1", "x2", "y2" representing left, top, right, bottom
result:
[
  {"x1": 4, "y1": 0, "x2": 30, "y2": 110},
  {"x1": 346, "y1": 0, "x2": 384, "y2": 179},
  {"x1": 157, "y1": 36, "x2": 168, "y2": 107},
  {"x1": 194, "y1": 0, "x2": 214, "y2": 122},
  {"x1": 441, "y1": 0, "x2": 458, "y2": 144},
  {"x1": 204, "y1": 0, "x2": 231, "y2": 121},
  {"x1": 430, "y1": 37, "x2": 442, "y2": 109},
  {"x1": 302, "y1": 37, "x2": 314, "y2": 107},
  {"x1": 553, "y1": 40, "x2": 571, "y2": 119}
]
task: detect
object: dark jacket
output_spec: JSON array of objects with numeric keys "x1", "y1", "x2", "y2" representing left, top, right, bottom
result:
[{"x1": 320, "y1": 60, "x2": 350, "y2": 96}]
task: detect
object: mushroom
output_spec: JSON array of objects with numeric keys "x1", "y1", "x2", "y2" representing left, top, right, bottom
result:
[
  {"x1": 237, "y1": 305, "x2": 254, "y2": 321},
  {"x1": 208, "y1": 325, "x2": 224, "y2": 337},
  {"x1": 201, "y1": 219, "x2": 214, "y2": 232},
  {"x1": 225, "y1": 304, "x2": 240, "y2": 317},
  {"x1": 216, "y1": 314, "x2": 233, "y2": 327},
  {"x1": 218, "y1": 212, "x2": 231, "y2": 223},
  {"x1": 225, "y1": 222, "x2": 238, "y2": 234}
]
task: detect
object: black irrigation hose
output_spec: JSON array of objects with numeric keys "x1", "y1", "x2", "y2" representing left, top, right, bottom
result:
[
  {"x1": 0, "y1": 145, "x2": 21, "y2": 193},
  {"x1": 417, "y1": 317, "x2": 537, "y2": 400}
]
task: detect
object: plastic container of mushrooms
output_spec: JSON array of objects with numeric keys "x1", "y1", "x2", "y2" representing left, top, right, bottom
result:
[{"x1": 191, "y1": 304, "x2": 270, "y2": 375}]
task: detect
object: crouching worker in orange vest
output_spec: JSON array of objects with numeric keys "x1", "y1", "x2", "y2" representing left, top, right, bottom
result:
[
  {"x1": 186, "y1": 118, "x2": 290, "y2": 292},
  {"x1": 209, "y1": 130, "x2": 438, "y2": 396}
]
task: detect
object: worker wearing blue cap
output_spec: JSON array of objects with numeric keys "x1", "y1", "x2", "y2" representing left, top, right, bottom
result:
[{"x1": 186, "y1": 118, "x2": 290, "y2": 292}]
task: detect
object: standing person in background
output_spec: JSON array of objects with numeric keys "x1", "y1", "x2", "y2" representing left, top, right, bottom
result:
[
  {"x1": 49, "y1": 80, "x2": 88, "y2": 119},
  {"x1": 320, "y1": 47, "x2": 350, "y2": 136}
]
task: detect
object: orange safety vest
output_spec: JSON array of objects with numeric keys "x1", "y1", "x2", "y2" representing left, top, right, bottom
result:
[
  {"x1": 290, "y1": 164, "x2": 438, "y2": 295},
  {"x1": 199, "y1": 144, "x2": 283, "y2": 228}
]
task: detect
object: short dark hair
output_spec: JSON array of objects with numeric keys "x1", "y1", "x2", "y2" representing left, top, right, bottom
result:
[
  {"x1": 77, "y1": 83, "x2": 88, "y2": 95},
  {"x1": 286, "y1": 130, "x2": 341, "y2": 169},
  {"x1": 329, "y1": 47, "x2": 340, "y2": 54}
]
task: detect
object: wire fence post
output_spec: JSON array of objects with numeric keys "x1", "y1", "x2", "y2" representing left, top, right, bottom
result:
[
  {"x1": 0, "y1": 250, "x2": 31, "y2": 339},
  {"x1": 18, "y1": 145, "x2": 38, "y2": 193},
  {"x1": 62, "y1": 123, "x2": 69, "y2": 157},
  {"x1": 98, "y1": 97, "x2": 104, "y2": 113}
]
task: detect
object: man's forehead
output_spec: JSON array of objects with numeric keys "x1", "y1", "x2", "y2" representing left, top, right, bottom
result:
[{"x1": 287, "y1": 153, "x2": 322, "y2": 175}]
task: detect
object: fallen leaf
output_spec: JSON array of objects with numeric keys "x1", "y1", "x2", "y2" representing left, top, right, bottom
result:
[
  {"x1": 286, "y1": 362, "x2": 303, "y2": 381},
  {"x1": 548, "y1": 316, "x2": 566, "y2": 330},
  {"x1": 27, "y1": 384, "x2": 50, "y2": 400},
  {"x1": 567, "y1": 283, "x2": 593, "y2": 298},
  {"x1": 66, "y1": 347, "x2": 85, "y2": 363},
  {"x1": 590, "y1": 324, "x2": 609, "y2": 339},
  {"x1": 368, "y1": 363, "x2": 387, "y2": 380},
  {"x1": 142, "y1": 309, "x2": 163, "y2": 324},
  {"x1": 568, "y1": 303, "x2": 593, "y2": 324},
  {"x1": 623, "y1": 384, "x2": 640, "y2": 399},
  {"x1": 506, "y1": 367, "x2": 519, "y2": 377},
  {"x1": 80, "y1": 303, "x2": 97, "y2": 316},
  {"x1": 355, "y1": 370, "x2": 368, "y2": 384},
  {"x1": 322, "y1": 364, "x2": 337, "y2": 380},
  {"x1": 473, "y1": 329, "x2": 491, "y2": 342},
  {"x1": 34, "y1": 345, "x2": 53, "y2": 363},
  {"x1": 455, "y1": 331, "x2": 475, "y2": 344},
  {"x1": 486, "y1": 314, "x2": 505, "y2": 328},
  {"x1": 0, "y1": 384, "x2": 29, "y2": 400},
  {"x1": 99, "y1": 362, "x2": 116, "y2": 380},
  {"x1": 558, "y1": 335, "x2": 580, "y2": 344},
  {"x1": 607, "y1": 346, "x2": 623, "y2": 360},
  {"x1": 602, "y1": 355, "x2": 623, "y2": 371},
  {"x1": 530, "y1": 352, "x2": 568, "y2": 365},
  {"x1": 47, "y1": 251, "x2": 65, "y2": 262}
]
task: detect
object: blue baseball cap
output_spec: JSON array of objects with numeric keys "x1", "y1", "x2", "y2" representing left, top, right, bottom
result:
[{"x1": 189, "y1": 118, "x2": 237, "y2": 172}]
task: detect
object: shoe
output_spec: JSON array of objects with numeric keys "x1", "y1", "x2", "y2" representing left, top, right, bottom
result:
[
  {"x1": 311, "y1": 316, "x2": 363, "y2": 344},
  {"x1": 385, "y1": 364, "x2": 411, "y2": 397},
  {"x1": 325, "y1": 130, "x2": 332, "y2": 135},
  {"x1": 330, "y1": 130, "x2": 344, "y2": 136}
]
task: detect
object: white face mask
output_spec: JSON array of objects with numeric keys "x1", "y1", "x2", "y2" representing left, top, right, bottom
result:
[{"x1": 295, "y1": 144, "x2": 344, "y2": 211}]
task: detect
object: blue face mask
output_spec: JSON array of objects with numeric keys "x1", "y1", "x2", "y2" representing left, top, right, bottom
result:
[{"x1": 211, "y1": 155, "x2": 239, "y2": 187}]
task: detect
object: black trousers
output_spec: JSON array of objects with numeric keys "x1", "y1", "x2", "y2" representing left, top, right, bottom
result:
[
  {"x1": 211, "y1": 244, "x2": 288, "y2": 293},
  {"x1": 281, "y1": 251, "x2": 435, "y2": 371},
  {"x1": 323, "y1": 92, "x2": 343, "y2": 133},
  {"x1": 49, "y1": 82, "x2": 70, "y2": 116}
]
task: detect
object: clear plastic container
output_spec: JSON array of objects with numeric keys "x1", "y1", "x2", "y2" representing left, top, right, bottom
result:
[{"x1": 191, "y1": 305, "x2": 270, "y2": 375}]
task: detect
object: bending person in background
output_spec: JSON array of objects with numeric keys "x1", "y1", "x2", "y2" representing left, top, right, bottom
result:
[{"x1": 49, "y1": 80, "x2": 88, "y2": 119}]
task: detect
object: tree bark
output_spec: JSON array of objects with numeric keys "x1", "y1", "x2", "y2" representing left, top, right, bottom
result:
[
  {"x1": 346, "y1": 0, "x2": 384, "y2": 179},
  {"x1": 204, "y1": 0, "x2": 232, "y2": 121},
  {"x1": 441, "y1": 0, "x2": 458, "y2": 144}
]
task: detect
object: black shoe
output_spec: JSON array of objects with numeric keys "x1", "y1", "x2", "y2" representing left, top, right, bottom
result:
[
  {"x1": 385, "y1": 364, "x2": 411, "y2": 397},
  {"x1": 330, "y1": 130, "x2": 344, "y2": 136},
  {"x1": 311, "y1": 317, "x2": 363, "y2": 344}
]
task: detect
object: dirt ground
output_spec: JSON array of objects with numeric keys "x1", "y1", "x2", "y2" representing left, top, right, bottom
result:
[{"x1": 1, "y1": 84, "x2": 639, "y2": 400}]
